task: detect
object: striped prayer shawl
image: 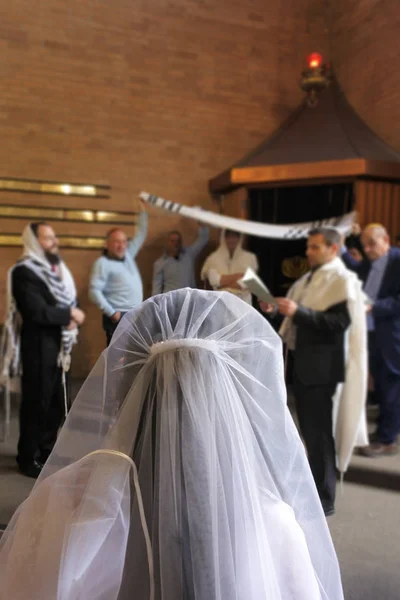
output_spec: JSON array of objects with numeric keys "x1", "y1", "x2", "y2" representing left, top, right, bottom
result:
[
  {"x1": 16, "y1": 257, "x2": 78, "y2": 371},
  {"x1": 140, "y1": 191, "x2": 355, "y2": 239}
]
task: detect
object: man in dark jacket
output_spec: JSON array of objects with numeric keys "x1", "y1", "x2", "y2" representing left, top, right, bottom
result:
[
  {"x1": 10, "y1": 223, "x2": 85, "y2": 477},
  {"x1": 343, "y1": 224, "x2": 400, "y2": 457},
  {"x1": 260, "y1": 227, "x2": 366, "y2": 516}
]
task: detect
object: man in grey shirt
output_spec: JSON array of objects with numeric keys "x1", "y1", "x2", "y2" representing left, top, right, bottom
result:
[{"x1": 152, "y1": 225, "x2": 209, "y2": 295}]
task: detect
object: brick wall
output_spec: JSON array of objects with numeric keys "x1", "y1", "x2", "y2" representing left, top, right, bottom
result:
[
  {"x1": 331, "y1": 0, "x2": 400, "y2": 152},
  {"x1": 0, "y1": 0, "x2": 319, "y2": 375}
]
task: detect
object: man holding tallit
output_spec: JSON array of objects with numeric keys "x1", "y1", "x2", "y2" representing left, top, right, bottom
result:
[{"x1": 260, "y1": 226, "x2": 368, "y2": 517}]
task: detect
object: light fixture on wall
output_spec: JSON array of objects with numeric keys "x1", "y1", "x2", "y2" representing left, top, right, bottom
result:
[{"x1": 300, "y1": 53, "x2": 332, "y2": 107}]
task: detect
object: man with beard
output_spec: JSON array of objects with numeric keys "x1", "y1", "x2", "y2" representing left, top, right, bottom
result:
[{"x1": 9, "y1": 222, "x2": 85, "y2": 478}]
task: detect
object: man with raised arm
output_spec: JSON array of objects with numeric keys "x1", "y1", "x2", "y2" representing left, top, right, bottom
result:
[
  {"x1": 152, "y1": 224, "x2": 209, "y2": 295},
  {"x1": 90, "y1": 200, "x2": 148, "y2": 346}
]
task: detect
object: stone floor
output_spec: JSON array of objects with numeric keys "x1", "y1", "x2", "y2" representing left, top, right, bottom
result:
[{"x1": 1, "y1": 386, "x2": 399, "y2": 599}]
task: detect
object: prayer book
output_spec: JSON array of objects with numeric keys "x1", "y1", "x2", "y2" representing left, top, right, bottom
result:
[{"x1": 239, "y1": 268, "x2": 277, "y2": 305}]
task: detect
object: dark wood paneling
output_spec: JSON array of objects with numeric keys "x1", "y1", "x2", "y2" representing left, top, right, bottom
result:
[{"x1": 355, "y1": 180, "x2": 400, "y2": 239}]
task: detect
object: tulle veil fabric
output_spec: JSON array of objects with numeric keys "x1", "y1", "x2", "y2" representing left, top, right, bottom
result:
[{"x1": 0, "y1": 288, "x2": 344, "y2": 599}]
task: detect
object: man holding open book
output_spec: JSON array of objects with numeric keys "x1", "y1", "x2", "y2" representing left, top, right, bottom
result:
[{"x1": 260, "y1": 227, "x2": 368, "y2": 517}]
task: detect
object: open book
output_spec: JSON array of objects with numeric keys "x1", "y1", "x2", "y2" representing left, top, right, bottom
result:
[{"x1": 238, "y1": 268, "x2": 277, "y2": 306}]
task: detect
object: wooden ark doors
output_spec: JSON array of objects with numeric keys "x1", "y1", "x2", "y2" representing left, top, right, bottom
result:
[{"x1": 247, "y1": 183, "x2": 354, "y2": 295}]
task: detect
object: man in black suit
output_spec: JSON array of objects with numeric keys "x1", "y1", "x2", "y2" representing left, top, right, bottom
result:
[
  {"x1": 343, "y1": 224, "x2": 400, "y2": 457},
  {"x1": 261, "y1": 227, "x2": 360, "y2": 516},
  {"x1": 10, "y1": 223, "x2": 85, "y2": 477}
]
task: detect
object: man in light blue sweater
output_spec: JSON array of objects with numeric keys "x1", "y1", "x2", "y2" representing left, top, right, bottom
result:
[{"x1": 89, "y1": 203, "x2": 148, "y2": 345}]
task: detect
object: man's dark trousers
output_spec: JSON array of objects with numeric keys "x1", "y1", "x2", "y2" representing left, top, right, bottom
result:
[
  {"x1": 375, "y1": 356, "x2": 400, "y2": 444},
  {"x1": 103, "y1": 313, "x2": 126, "y2": 347},
  {"x1": 293, "y1": 376, "x2": 337, "y2": 513}
]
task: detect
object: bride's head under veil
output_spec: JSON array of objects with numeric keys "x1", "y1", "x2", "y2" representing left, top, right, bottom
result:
[{"x1": 0, "y1": 288, "x2": 343, "y2": 600}]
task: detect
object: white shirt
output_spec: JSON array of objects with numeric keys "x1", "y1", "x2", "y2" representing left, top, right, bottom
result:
[{"x1": 201, "y1": 235, "x2": 258, "y2": 304}]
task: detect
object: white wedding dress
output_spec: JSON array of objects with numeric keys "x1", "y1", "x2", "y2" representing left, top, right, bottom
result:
[{"x1": 0, "y1": 288, "x2": 343, "y2": 600}]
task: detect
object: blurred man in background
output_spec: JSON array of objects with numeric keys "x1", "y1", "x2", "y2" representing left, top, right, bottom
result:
[
  {"x1": 344, "y1": 224, "x2": 400, "y2": 457},
  {"x1": 152, "y1": 224, "x2": 209, "y2": 295},
  {"x1": 201, "y1": 229, "x2": 258, "y2": 305},
  {"x1": 89, "y1": 201, "x2": 148, "y2": 346}
]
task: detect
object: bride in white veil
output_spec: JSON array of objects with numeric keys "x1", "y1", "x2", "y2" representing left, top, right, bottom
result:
[{"x1": 0, "y1": 288, "x2": 344, "y2": 600}]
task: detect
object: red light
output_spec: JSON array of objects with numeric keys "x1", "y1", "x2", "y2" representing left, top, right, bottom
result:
[{"x1": 307, "y1": 52, "x2": 323, "y2": 69}]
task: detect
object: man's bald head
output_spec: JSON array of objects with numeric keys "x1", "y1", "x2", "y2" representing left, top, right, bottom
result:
[
  {"x1": 105, "y1": 228, "x2": 127, "y2": 259},
  {"x1": 361, "y1": 223, "x2": 390, "y2": 261}
]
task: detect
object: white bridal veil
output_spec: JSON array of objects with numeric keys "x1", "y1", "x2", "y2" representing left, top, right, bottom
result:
[{"x1": 0, "y1": 288, "x2": 343, "y2": 600}]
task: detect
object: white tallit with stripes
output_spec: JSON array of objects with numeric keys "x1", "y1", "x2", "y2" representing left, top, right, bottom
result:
[
  {"x1": 140, "y1": 191, "x2": 355, "y2": 239},
  {"x1": 280, "y1": 257, "x2": 369, "y2": 473},
  {"x1": 2, "y1": 225, "x2": 78, "y2": 379}
]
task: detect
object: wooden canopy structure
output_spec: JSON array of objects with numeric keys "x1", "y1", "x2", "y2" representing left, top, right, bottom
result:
[
  {"x1": 209, "y1": 76, "x2": 400, "y2": 293},
  {"x1": 210, "y1": 76, "x2": 400, "y2": 194}
]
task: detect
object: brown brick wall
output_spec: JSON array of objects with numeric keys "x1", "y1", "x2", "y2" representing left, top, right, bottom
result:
[
  {"x1": 331, "y1": 0, "x2": 400, "y2": 152},
  {"x1": 0, "y1": 0, "x2": 317, "y2": 375}
]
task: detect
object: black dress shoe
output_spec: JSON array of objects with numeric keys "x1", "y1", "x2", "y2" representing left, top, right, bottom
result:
[
  {"x1": 359, "y1": 443, "x2": 398, "y2": 457},
  {"x1": 17, "y1": 460, "x2": 43, "y2": 479},
  {"x1": 324, "y1": 506, "x2": 335, "y2": 517},
  {"x1": 39, "y1": 449, "x2": 51, "y2": 464},
  {"x1": 368, "y1": 431, "x2": 379, "y2": 443}
]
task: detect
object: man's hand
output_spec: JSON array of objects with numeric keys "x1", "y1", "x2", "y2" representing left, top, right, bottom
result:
[
  {"x1": 276, "y1": 298, "x2": 298, "y2": 317},
  {"x1": 220, "y1": 273, "x2": 244, "y2": 288},
  {"x1": 66, "y1": 320, "x2": 78, "y2": 331},
  {"x1": 71, "y1": 307, "x2": 86, "y2": 325},
  {"x1": 366, "y1": 304, "x2": 373, "y2": 313},
  {"x1": 259, "y1": 301, "x2": 275, "y2": 313},
  {"x1": 352, "y1": 223, "x2": 361, "y2": 236},
  {"x1": 111, "y1": 311, "x2": 121, "y2": 324}
]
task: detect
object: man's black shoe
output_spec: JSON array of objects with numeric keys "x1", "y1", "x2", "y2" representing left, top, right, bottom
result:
[
  {"x1": 324, "y1": 506, "x2": 335, "y2": 517},
  {"x1": 17, "y1": 460, "x2": 43, "y2": 479},
  {"x1": 39, "y1": 449, "x2": 52, "y2": 464}
]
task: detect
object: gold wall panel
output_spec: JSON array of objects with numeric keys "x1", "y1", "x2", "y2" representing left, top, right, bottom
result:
[
  {"x1": 0, "y1": 193, "x2": 121, "y2": 212},
  {"x1": 0, "y1": 205, "x2": 136, "y2": 225},
  {"x1": 0, "y1": 234, "x2": 104, "y2": 249},
  {"x1": 60, "y1": 237, "x2": 104, "y2": 249},
  {"x1": 66, "y1": 210, "x2": 95, "y2": 222},
  {"x1": 0, "y1": 178, "x2": 110, "y2": 198},
  {"x1": 0, "y1": 206, "x2": 64, "y2": 219},
  {"x1": 96, "y1": 211, "x2": 139, "y2": 224},
  {"x1": 0, "y1": 218, "x2": 117, "y2": 238}
]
